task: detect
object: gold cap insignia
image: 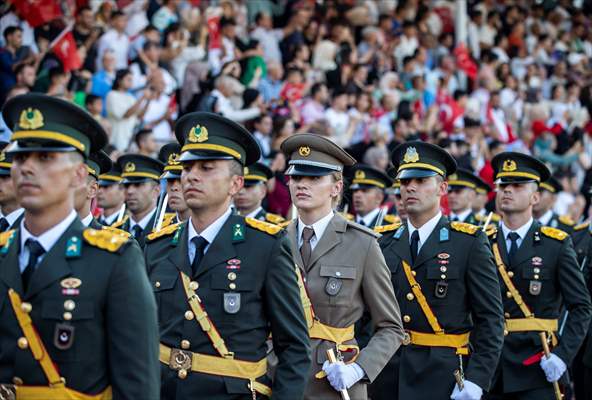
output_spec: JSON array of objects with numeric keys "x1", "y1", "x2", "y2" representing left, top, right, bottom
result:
[
  {"x1": 60, "y1": 277, "x2": 82, "y2": 289},
  {"x1": 502, "y1": 159, "x2": 517, "y2": 172},
  {"x1": 449, "y1": 174, "x2": 457, "y2": 180},
  {"x1": 298, "y1": 146, "x2": 311, "y2": 157},
  {"x1": 355, "y1": 170, "x2": 365, "y2": 179},
  {"x1": 168, "y1": 153, "x2": 180, "y2": 165},
  {"x1": 0, "y1": 152, "x2": 5, "y2": 162},
  {"x1": 403, "y1": 147, "x2": 419, "y2": 163},
  {"x1": 244, "y1": 167, "x2": 249, "y2": 175},
  {"x1": 18, "y1": 108, "x2": 44, "y2": 130},
  {"x1": 188, "y1": 125, "x2": 208, "y2": 143},
  {"x1": 124, "y1": 162, "x2": 136, "y2": 172}
]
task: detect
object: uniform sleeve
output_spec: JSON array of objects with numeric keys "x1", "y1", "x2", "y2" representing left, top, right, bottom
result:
[
  {"x1": 553, "y1": 237, "x2": 592, "y2": 364},
  {"x1": 465, "y1": 232, "x2": 505, "y2": 391},
  {"x1": 355, "y1": 236, "x2": 405, "y2": 382},
  {"x1": 106, "y1": 241, "x2": 161, "y2": 400},
  {"x1": 265, "y1": 235, "x2": 312, "y2": 399}
]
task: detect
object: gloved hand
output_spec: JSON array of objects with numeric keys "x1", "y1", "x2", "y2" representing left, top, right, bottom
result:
[
  {"x1": 450, "y1": 379, "x2": 483, "y2": 400},
  {"x1": 540, "y1": 353, "x2": 567, "y2": 382},
  {"x1": 321, "y1": 361, "x2": 365, "y2": 391}
]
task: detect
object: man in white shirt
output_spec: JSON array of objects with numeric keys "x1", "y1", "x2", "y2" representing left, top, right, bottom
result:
[
  {"x1": 211, "y1": 75, "x2": 262, "y2": 123},
  {"x1": 349, "y1": 165, "x2": 392, "y2": 229},
  {"x1": 95, "y1": 11, "x2": 130, "y2": 70},
  {"x1": 250, "y1": 12, "x2": 284, "y2": 64},
  {"x1": 447, "y1": 168, "x2": 484, "y2": 226},
  {"x1": 74, "y1": 151, "x2": 111, "y2": 228}
]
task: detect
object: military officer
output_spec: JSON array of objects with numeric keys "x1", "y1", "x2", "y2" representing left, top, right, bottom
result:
[
  {"x1": 473, "y1": 180, "x2": 502, "y2": 227},
  {"x1": 348, "y1": 164, "x2": 393, "y2": 228},
  {"x1": 373, "y1": 141, "x2": 504, "y2": 400},
  {"x1": 0, "y1": 93, "x2": 159, "y2": 398},
  {"x1": 448, "y1": 168, "x2": 485, "y2": 225},
  {"x1": 385, "y1": 180, "x2": 407, "y2": 223},
  {"x1": 74, "y1": 150, "x2": 112, "y2": 229},
  {"x1": 234, "y1": 162, "x2": 285, "y2": 225},
  {"x1": 158, "y1": 142, "x2": 190, "y2": 224},
  {"x1": 0, "y1": 142, "x2": 23, "y2": 231},
  {"x1": 533, "y1": 176, "x2": 575, "y2": 233},
  {"x1": 117, "y1": 154, "x2": 163, "y2": 247},
  {"x1": 485, "y1": 152, "x2": 592, "y2": 399},
  {"x1": 144, "y1": 112, "x2": 311, "y2": 399},
  {"x1": 281, "y1": 134, "x2": 404, "y2": 400},
  {"x1": 96, "y1": 163, "x2": 126, "y2": 227}
]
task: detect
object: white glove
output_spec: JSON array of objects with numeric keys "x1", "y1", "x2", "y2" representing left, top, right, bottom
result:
[
  {"x1": 321, "y1": 361, "x2": 365, "y2": 391},
  {"x1": 450, "y1": 379, "x2": 483, "y2": 400},
  {"x1": 540, "y1": 353, "x2": 567, "y2": 382}
]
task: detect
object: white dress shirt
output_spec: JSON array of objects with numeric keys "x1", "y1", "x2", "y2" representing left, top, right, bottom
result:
[
  {"x1": 356, "y1": 208, "x2": 380, "y2": 227},
  {"x1": 102, "y1": 212, "x2": 119, "y2": 226},
  {"x1": 297, "y1": 211, "x2": 335, "y2": 252},
  {"x1": 130, "y1": 208, "x2": 157, "y2": 232},
  {"x1": 407, "y1": 211, "x2": 442, "y2": 253},
  {"x1": 3, "y1": 207, "x2": 24, "y2": 227},
  {"x1": 537, "y1": 209, "x2": 554, "y2": 226},
  {"x1": 187, "y1": 207, "x2": 232, "y2": 264},
  {"x1": 80, "y1": 213, "x2": 94, "y2": 227},
  {"x1": 450, "y1": 208, "x2": 472, "y2": 222},
  {"x1": 19, "y1": 210, "x2": 77, "y2": 272},
  {"x1": 499, "y1": 218, "x2": 534, "y2": 251},
  {"x1": 245, "y1": 207, "x2": 263, "y2": 219}
]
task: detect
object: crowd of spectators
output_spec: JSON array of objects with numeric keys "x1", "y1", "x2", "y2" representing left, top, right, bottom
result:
[{"x1": 2, "y1": 0, "x2": 592, "y2": 220}]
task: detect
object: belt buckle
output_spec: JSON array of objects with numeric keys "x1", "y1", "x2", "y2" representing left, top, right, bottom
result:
[
  {"x1": 169, "y1": 348, "x2": 193, "y2": 371},
  {"x1": 402, "y1": 331, "x2": 411, "y2": 346},
  {"x1": 0, "y1": 384, "x2": 16, "y2": 400}
]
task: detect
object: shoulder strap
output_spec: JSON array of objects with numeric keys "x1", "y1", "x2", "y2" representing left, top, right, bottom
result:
[
  {"x1": 492, "y1": 243, "x2": 533, "y2": 318},
  {"x1": 401, "y1": 260, "x2": 444, "y2": 334},
  {"x1": 294, "y1": 266, "x2": 315, "y2": 328}
]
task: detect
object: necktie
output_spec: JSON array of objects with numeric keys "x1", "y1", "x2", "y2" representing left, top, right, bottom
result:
[
  {"x1": 300, "y1": 227, "x2": 315, "y2": 268},
  {"x1": 0, "y1": 217, "x2": 9, "y2": 232},
  {"x1": 507, "y1": 232, "x2": 520, "y2": 266},
  {"x1": 132, "y1": 225, "x2": 143, "y2": 240},
  {"x1": 358, "y1": 219, "x2": 366, "y2": 226},
  {"x1": 451, "y1": 215, "x2": 459, "y2": 222},
  {"x1": 22, "y1": 239, "x2": 45, "y2": 291},
  {"x1": 410, "y1": 230, "x2": 420, "y2": 264},
  {"x1": 191, "y1": 236, "x2": 209, "y2": 276}
]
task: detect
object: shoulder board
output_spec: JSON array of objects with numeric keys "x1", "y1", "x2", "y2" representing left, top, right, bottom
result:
[
  {"x1": 245, "y1": 217, "x2": 283, "y2": 235},
  {"x1": 540, "y1": 226, "x2": 568, "y2": 241},
  {"x1": 110, "y1": 214, "x2": 129, "y2": 229},
  {"x1": 277, "y1": 219, "x2": 293, "y2": 228},
  {"x1": 0, "y1": 229, "x2": 16, "y2": 247},
  {"x1": 450, "y1": 221, "x2": 480, "y2": 235},
  {"x1": 102, "y1": 226, "x2": 131, "y2": 238},
  {"x1": 558, "y1": 215, "x2": 575, "y2": 226},
  {"x1": 490, "y1": 213, "x2": 501, "y2": 222},
  {"x1": 146, "y1": 222, "x2": 183, "y2": 242},
  {"x1": 265, "y1": 213, "x2": 285, "y2": 224},
  {"x1": 348, "y1": 220, "x2": 379, "y2": 237},
  {"x1": 574, "y1": 222, "x2": 590, "y2": 231},
  {"x1": 341, "y1": 212, "x2": 354, "y2": 221},
  {"x1": 83, "y1": 228, "x2": 130, "y2": 252},
  {"x1": 383, "y1": 214, "x2": 401, "y2": 224},
  {"x1": 474, "y1": 214, "x2": 485, "y2": 221},
  {"x1": 485, "y1": 225, "x2": 497, "y2": 237},
  {"x1": 374, "y1": 222, "x2": 402, "y2": 234},
  {"x1": 162, "y1": 213, "x2": 177, "y2": 227}
]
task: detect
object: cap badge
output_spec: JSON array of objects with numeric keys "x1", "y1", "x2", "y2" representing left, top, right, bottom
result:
[
  {"x1": 503, "y1": 159, "x2": 517, "y2": 172},
  {"x1": 19, "y1": 107, "x2": 44, "y2": 130},
  {"x1": 188, "y1": 124, "x2": 208, "y2": 143},
  {"x1": 298, "y1": 146, "x2": 311, "y2": 157},
  {"x1": 124, "y1": 162, "x2": 136, "y2": 173},
  {"x1": 168, "y1": 153, "x2": 180, "y2": 165},
  {"x1": 355, "y1": 170, "x2": 365, "y2": 179},
  {"x1": 244, "y1": 167, "x2": 249, "y2": 175},
  {"x1": 403, "y1": 147, "x2": 419, "y2": 163}
]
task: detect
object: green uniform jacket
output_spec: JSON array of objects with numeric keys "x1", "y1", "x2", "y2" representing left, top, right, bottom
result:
[
  {"x1": 0, "y1": 218, "x2": 160, "y2": 398},
  {"x1": 546, "y1": 213, "x2": 575, "y2": 234},
  {"x1": 374, "y1": 217, "x2": 504, "y2": 400},
  {"x1": 488, "y1": 222, "x2": 592, "y2": 393},
  {"x1": 119, "y1": 211, "x2": 157, "y2": 248},
  {"x1": 144, "y1": 214, "x2": 311, "y2": 400},
  {"x1": 571, "y1": 224, "x2": 592, "y2": 369}
]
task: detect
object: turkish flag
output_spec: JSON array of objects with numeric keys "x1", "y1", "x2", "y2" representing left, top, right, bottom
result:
[
  {"x1": 52, "y1": 31, "x2": 82, "y2": 71},
  {"x1": 10, "y1": 0, "x2": 63, "y2": 28},
  {"x1": 454, "y1": 43, "x2": 478, "y2": 81},
  {"x1": 207, "y1": 15, "x2": 221, "y2": 50}
]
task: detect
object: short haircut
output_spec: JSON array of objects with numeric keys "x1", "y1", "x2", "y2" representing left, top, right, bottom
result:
[
  {"x1": 49, "y1": 66, "x2": 65, "y2": 81},
  {"x1": 111, "y1": 10, "x2": 125, "y2": 19},
  {"x1": 85, "y1": 94, "x2": 101, "y2": 107},
  {"x1": 14, "y1": 63, "x2": 32, "y2": 76},
  {"x1": 76, "y1": 5, "x2": 92, "y2": 16},
  {"x1": 3, "y1": 26, "x2": 22, "y2": 41},
  {"x1": 228, "y1": 160, "x2": 243, "y2": 177},
  {"x1": 134, "y1": 129, "x2": 153, "y2": 147}
]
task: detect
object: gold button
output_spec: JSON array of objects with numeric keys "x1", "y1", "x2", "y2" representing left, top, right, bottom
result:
[
  {"x1": 534, "y1": 275, "x2": 540, "y2": 280},
  {"x1": 504, "y1": 313, "x2": 510, "y2": 318},
  {"x1": 440, "y1": 274, "x2": 446, "y2": 280},
  {"x1": 13, "y1": 376, "x2": 23, "y2": 385},
  {"x1": 64, "y1": 300, "x2": 76, "y2": 311},
  {"x1": 155, "y1": 281, "x2": 161, "y2": 288},
  {"x1": 504, "y1": 330, "x2": 509, "y2": 336},
  {"x1": 440, "y1": 266, "x2": 447, "y2": 272},
  {"x1": 506, "y1": 291, "x2": 513, "y2": 298},
  {"x1": 403, "y1": 315, "x2": 411, "y2": 323},
  {"x1": 508, "y1": 271, "x2": 514, "y2": 278},
  {"x1": 20, "y1": 302, "x2": 32, "y2": 313},
  {"x1": 229, "y1": 283, "x2": 236, "y2": 290},
  {"x1": 411, "y1": 271, "x2": 417, "y2": 276},
  {"x1": 184, "y1": 311, "x2": 194, "y2": 320},
  {"x1": 228, "y1": 272, "x2": 237, "y2": 281},
  {"x1": 17, "y1": 337, "x2": 28, "y2": 349},
  {"x1": 534, "y1": 268, "x2": 540, "y2": 274},
  {"x1": 178, "y1": 369, "x2": 188, "y2": 379},
  {"x1": 63, "y1": 312, "x2": 72, "y2": 321},
  {"x1": 181, "y1": 340, "x2": 190, "y2": 349},
  {"x1": 189, "y1": 281, "x2": 199, "y2": 291},
  {"x1": 406, "y1": 293, "x2": 415, "y2": 301}
]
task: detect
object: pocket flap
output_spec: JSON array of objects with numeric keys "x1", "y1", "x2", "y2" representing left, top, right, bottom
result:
[
  {"x1": 319, "y1": 265, "x2": 357, "y2": 279},
  {"x1": 152, "y1": 274, "x2": 178, "y2": 292},
  {"x1": 42, "y1": 300, "x2": 94, "y2": 321}
]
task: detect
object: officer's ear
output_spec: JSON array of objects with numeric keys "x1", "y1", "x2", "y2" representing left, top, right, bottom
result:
[
  {"x1": 69, "y1": 154, "x2": 87, "y2": 190},
  {"x1": 437, "y1": 177, "x2": 448, "y2": 197},
  {"x1": 87, "y1": 178, "x2": 98, "y2": 200},
  {"x1": 530, "y1": 183, "x2": 541, "y2": 206}
]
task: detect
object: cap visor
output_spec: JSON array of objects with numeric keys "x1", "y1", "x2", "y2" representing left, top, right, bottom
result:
[
  {"x1": 0, "y1": 169, "x2": 10, "y2": 176},
  {"x1": 179, "y1": 150, "x2": 234, "y2": 163},
  {"x1": 495, "y1": 177, "x2": 538, "y2": 185},
  {"x1": 98, "y1": 180, "x2": 120, "y2": 187},
  {"x1": 350, "y1": 183, "x2": 381, "y2": 191},
  {"x1": 122, "y1": 177, "x2": 157, "y2": 185},
  {"x1": 285, "y1": 164, "x2": 334, "y2": 177},
  {"x1": 397, "y1": 169, "x2": 439, "y2": 179},
  {"x1": 161, "y1": 171, "x2": 181, "y2": 180},
  {"x1": 6, "y1": 141, "x2": 78, "y2": 154}
]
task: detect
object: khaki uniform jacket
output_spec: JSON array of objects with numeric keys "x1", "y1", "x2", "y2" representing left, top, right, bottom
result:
[{"x1": 287, "y1": 213, "x2": 404, "y2": 400}]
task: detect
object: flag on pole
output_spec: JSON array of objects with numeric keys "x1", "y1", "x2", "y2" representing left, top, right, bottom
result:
[
  {"x1": 10, "y1": 0, "x2": 63, "y2": 28},
  {"x1": 52, "y1": 30, "x2": 82, "y2": 71}
]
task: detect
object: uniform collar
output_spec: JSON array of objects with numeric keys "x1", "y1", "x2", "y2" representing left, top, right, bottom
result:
[
  {"x1": 80, "y1": 213, "x2": 94, "y2": 227},
  {"x1": 103, "y1": 212, "x2": 119, "y2": 225},
  {"x1": 357, "y1": 207, "x2": 380, "y2": 226},
  {"x1": 4, "y1": 208, "x2": 24, "y2": 226},
  {"x1": 130, "y1": 207, "x2": 157, "y2": 230},
  {"x1": 245, "y1": 206, "x2": 263, "y2": 219},
  {"x1": 20, "y1": 210, "x2": 78, "y2": 254},
  {"x1": 187, "y1": 207, "x2": 233, "y2": 247},
  {"x1": 298, "y1": 210, "x2": 334, "y2": 245},
  {"x1": 500, "y1": 217, "x2": 534, "y2": 240},
  {"x1": 537, "y1": 209, "x2": 554, "y2": 226},
  {"x1": 450, "y1": 208, "x2": 472, "y2": 222},
  {"x1": 407, "y1": 211, "x2": 442, "y2": 247}
]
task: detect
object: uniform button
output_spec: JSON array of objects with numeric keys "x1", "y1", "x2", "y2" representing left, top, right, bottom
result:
[
  {"x1": 504, "y1": 313, "x2": 510, "y2": 318},
  {"x1": 411, "y1": 271, "x2": 417, "y2": 276},
  {"x1": 12, "y1": 376, "x2": 23, "y2": 385},
  {"x1": 336, "y1": 271, "x2": 342, "y2": 277},
  {"x1": 534, "y1": 268, "x2": 540, "y2": 274},
  {"x1": 440, "y1": 274, "x2": 446, "y2": 280},
  {"x1": 406, "y1": 293, "x2": 415, "y2": 301},
  {"x1": 154, "y1": 281, "x2": 161, "y2": 288},
  {"x1": 403, "y1": 315, "x2": 411, "y2": 323},
  {"x1": 440, "y1": 266, "x2": 447, "y2": 272},
  {"x1": 20, "y1": 302, "x2": 32, "y2": 313},
  {"x1": 504, "y1": 330, "x2": 509, "y2": 336},
  {"x1": 178, "y1": 369, "x2": 188, "y2": 379},
  {"x1": 63, "y1": 312, "x2": 72, "y2": 321},
  {"x1": 181, "y1": 340, "x2": 190, "y2": 349},
  {"x1": 507, "y1": 271, "x2": 514, "y2": 278},
  {"x1": 534, "y1": 274, "x2": 540, "y2": 280},
  {"x1": 17, "y1": 337, "x2": 28, "y2": 349},
  {"x1": 506, "y1": 291, "x2": 513, "y2": 298},
  {"x1": 184, "y1": 311, "x2": 195, "y2": 320},
  {"x1": 227, "y1": 272, "x2": 237, "y2": 281},
  {"x1": 189, "y1": 281, "x2": 199, "y2": 291},
  {"x1": 229, "y1": 283, "x2": 236, "y2": 290},
  {"x1": 64, "y1": 300, "x2": 76, "y2": 311}
]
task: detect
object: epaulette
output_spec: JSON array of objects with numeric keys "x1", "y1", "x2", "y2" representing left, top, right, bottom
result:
[
  {"x1": 265, "y1": 213, "x2": 285, "y2": 225},
  {"x1": 162, "y1": 213, "x2": 177, "y2": 228},
  {"x1": 574, "y1": 222, "x2": 590, "y2": 231},
  {"x1": 491, "y1": 213, "x2": 501, "y2": 222},
  {"x1": 146, "y1": 222, "x2": 183, "y2": 242},
  {"x1": 0, "y1": 229, "x2": 15, "y2": 247},
  {"x1": 341, "y1": 212, "x2": 354, "y2": 221},
  {"x1": 383, "y1": 214, "x2": 401, "y2": 224},
  {"x1": 245, "y1": 217, "x2": 283, "y2": 235},
  {"x1": 83, "y1": 228, "x2": 130, "y2": 252},
  {"x1": 540, "y1": 226, "x2": 568, "y2": 241},
  {"x1": 450, "y1": 221, "x2": 479, "y2": 235},
  {"x1": 102, "y1": 226, "x2": 131, "y2": 238},
  {"x1": 485, "y1": 225, "x2": 497, "y2": 237},
  {"x1": 374, "y1": 222, "x2": 402, "y2": 234},
  {"x1": 558, "y1": 215, "x2": 575, "y2": 226},
  {"x1": 110, "y1": 214, "x2": 129, "y2": 229},
  {"x1": 348, "y1": 220, "x2": 379, "y2": 237},
  {"x1": 277, "y1": 220, "x2": 293, "y2": 228}
]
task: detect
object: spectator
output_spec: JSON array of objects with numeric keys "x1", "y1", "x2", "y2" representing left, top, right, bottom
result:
[
  {"x1": 258, "y1": 61, "x2": 283, "y2": 104},
  {"x1": 130, "y1": 40, "x2": 176, "y2": 94},
  {"x1": 134, "y1": 129, "x2": 158, "y2": 157},
  {"x1": 0, "y1": 84, "x2": 30, "y2": 141},
  {"x1": 252, "y1": 114, "x2": 273, "y2": 158},
  {"x1": 46, "y1": 67, "x2": 70, "y2": 98},
  {"x1": 85, "y1": 94, "x2": 112, "y2": 137},
  {"x1": 14, "y1": 63, "x2": 35, "y2": 89},
  {"x1": 0, "y1": 26, "x2": 35, "y2": 105},
  {"x1": 73, "y1": 6, "x2": 102, "y2": 73},
  {"x1": 250, "y1": 12, "x2": 284, "y2": 64},
  {"x1": 129, "y1": 25, "x2": 161, "y2": 63},
  {"x1": 151, "y1": 0, "x2": 179, "y2": 32},
  {"x1": 300, "y1": 82, "x2": 328, "y2": 125},
  {"x1": 90, "y1": 50, "x2": 117, "y2": 111},
  {"x1": 211, "y1": 75, "x2": 262, "y2": 122},
  {"x1": 96, "y1": 11, "x2": 130, "y2": 70},
  {"x1": 325, "y1": 89, "x2": 356, "y2": 147},
  {"x1": 140, "y1": 70, "x2": 175, "y2": 144}
]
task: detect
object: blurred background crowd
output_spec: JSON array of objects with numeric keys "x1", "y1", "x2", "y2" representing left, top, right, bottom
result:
[{"x1": 2, "y1": 0, "x2": 592, "y2": 221}]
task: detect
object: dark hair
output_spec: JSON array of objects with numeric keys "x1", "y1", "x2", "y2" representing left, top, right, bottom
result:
[
  {"x1": 144, "y1": 24, "x2": 158, "y2": 33},
  {"x1": 143, "y1": 40, "x2": 160, "y2": 51},
  {"x1": 134, "y1": 129, "x2": 153, "y2": 147},
  {"x1": 3, "y1": 26, "x2": 22, "y2": 41},
  {"x1": 85, "y1": 94, "x2": 101, "y2": 107},
  {"x1": 14, "y1": 63, "x2": 32, "y2": 76},
  {"x1": 220, "y1": 17, "x2": 236, "y2": 28},
  {"x1": 76, "y1": 5, "x2": 92, "y2": 16},
  {"x1": 49, "y1": 66, "x2": 65, "y2": 81},
  {"x1": 111, "y1": 10, "x2": 125, "y2": 19},
  {"x1": 254, "y1": 12, "x2": 268, "y2": 24},
  {"x1": 112, "y1": 69, "x2": 131, "y2": 90},
  {"x1": 311, "y1": 82, "x2": 326, "y2": 97}
]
